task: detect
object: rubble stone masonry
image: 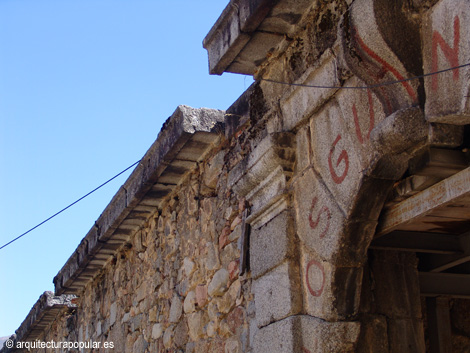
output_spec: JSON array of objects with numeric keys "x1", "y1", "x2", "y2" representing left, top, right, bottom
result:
[
  {"x1": 55, "y1": 163, "x2": 252, "y2": 352},
  {"x1": 3, "y1": 0, "x2": 470, "y2": 352}
]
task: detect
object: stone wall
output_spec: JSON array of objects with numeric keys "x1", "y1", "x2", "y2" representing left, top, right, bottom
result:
[
  {"x1": 204, "y1": 0, "x2": 470, "y2": 352},
  {"x1": 47, "y1": 162, "x2": 252, "y2": 352},
  {"x1": 4, "y1": 0, "x2": 470, "y2": 352}
]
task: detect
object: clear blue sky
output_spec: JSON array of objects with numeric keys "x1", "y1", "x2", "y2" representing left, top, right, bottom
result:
[{"x1": 0, "y1": 0, "x2": 252, "y2": 336}]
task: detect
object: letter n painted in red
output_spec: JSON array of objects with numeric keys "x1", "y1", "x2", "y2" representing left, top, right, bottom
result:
[{"x1": 431, "y1": 16, "x2": 460, "y2": 91}]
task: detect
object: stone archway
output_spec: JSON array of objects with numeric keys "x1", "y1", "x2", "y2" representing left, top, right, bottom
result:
[
  {"x1": 291, "y1": 0, "x2": 470, "y2": 352},
  {"x1": 204, "y1": 0, "x2": 470, "y2": 351}
]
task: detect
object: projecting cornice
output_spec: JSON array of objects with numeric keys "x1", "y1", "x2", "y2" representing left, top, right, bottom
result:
[
  {"x1": 0, "y1": 292, "x2": 76, "y2": 353},
  {"x1": 203, "y1": 0, "x2": 314, "y2": 75},
  {"x1": 53, "y1": 105, "x2": 225, "y2": 295}
]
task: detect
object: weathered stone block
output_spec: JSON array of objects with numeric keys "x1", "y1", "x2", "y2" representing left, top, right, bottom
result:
[
  {"x1": 152, "y1": 323, "x2": 163, "y2": 339},
  {"x1": 184, "y1": 291, "x2": 197, "y2": 314},
  {"x1": 301, "y1": 247, "x2": 363, "y2": 321},
  {"x1": 423, "y1": 0, "x2": 470, "y2": 124},
  {"x1": 253, "y1": 315, "x2": 300, "y2": 352},
  {"x1": 174, "y1": 319, "x2": 189, "y2": 348},
  {"x1": 335, "y1": 76, "x2": 387, "y2": 168},
  {"x1": 204, "y1": 243, "x2": 218, "y2": 272},
  {"x1": 255, "y1": 0, "x2": 314, "y2": 34},
  {"x1": 226, "y1": 31, "x2": 283, "y2": 75},
  {"x1": 429, "y1": 123, "x2": 464, "y2": 148},
  {"x1": 334, "y1": 220, "x2": 379, "y2": 265},
  {"x1": 218, "y1": 279, "x2": 241, "y2": 314},
  {"x1": 196, "y1": 285, "x2": 208, "y2": 308},
  {"x1": 109, "y1": 302, "x2": 117, "y2": 326},
  {"x1": 208, "y1": 269, "x2": 230, "y2": 297},
  {"x1": 183, "y1": 257, "x2": 196, "y2": 277},
  {"x1": 229, "y1": 223, "x2": 242, "y2": 242},
  {"x1": 300, "y1": 317, "x2": 360, "y2": 353},
  {"x1": 369, "y1": 107, "x2": 428, "y2": 158},
  {"x1": 245, "y1": 167, "x2": 289, "y2": 226},
  {"x1": 253, "y1": 315, "x2": 360, "y2": 353},
  {"x1": 356, "y1": 315, "x2": 389, "y2": 353},
  {"x1": 228, "y1": 133, "x2": 295, "y2": 231},
  {"x1": 295, "y1": 125, "x2": 312, "y2": 175},
  {"x1": 136, "y1": 281, "x2": 149, "y2": 303},
  {"x1": 163, "y1": 325, "x2": 174, "y2": 348},
  {"x1": 293, "y1": 168, "x2": 346, "y2": 262},
  {"x1": 340, "y1": 0, "x2": 420, "y2": 115},
  {"x1": 224, "y1": 337, "x2": 241, "y2": 353},
  {"x1": 280, "y1": 50, "x2": 340, "y2": 131},
  {"x1": 204, "y1": 150, "x2": 225, "y2": 189},
  {"x1": 369, "y1": 250, "x2": 422, "y2": 319},
  {"x1": 252, "y1": 261, "x2": 302, "y2": 328},
  {"x1": 227, "y1": 306, "x2": 246, "y2": 334},
  {"x1": 250, "y1": 211, "x2": 295, "y2": 279},
  {"x1": 387, "y1": 318, "x2": 425, "y2": 353},
  {"x1": 133, "y1": 335, "x2": 149, "y2": 352},
  {"x1": 309, "y1": 101, "x2": 363, "y2": 216},
  {"x1": 206, "y1": 320, "x2": 218, "y2": 337},
  {"x1": 188, "y1": 311, "x2": 209, "y2": 341},
  {"x1": 203, "y1": 3, "x2": 251, "y2": 75},
  {"x1": 169, "y1": 295, "x2": 183, "y2": 323},
  {"x1": 221, "y1": 242, "x2": 239, "y2": 267}
]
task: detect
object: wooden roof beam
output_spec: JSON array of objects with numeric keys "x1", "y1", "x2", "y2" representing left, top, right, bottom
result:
[
  {"x1": 419, "y1": 272, "x2": 470, "y2": 299},
  {"x1": 369, "y1": 231, "x2": 462, "y2": 254},
  {"x1": 377, "y1": 166, "x2": 470, "y2": 236}
]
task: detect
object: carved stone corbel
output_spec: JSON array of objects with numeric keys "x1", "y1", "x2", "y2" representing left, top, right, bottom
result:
[
  {"x1": 228, "y1": 132, "x2": 295, "y2": 229},
  {"x1": 339, "y1": 0, "x2": 422, "y2": 115}
]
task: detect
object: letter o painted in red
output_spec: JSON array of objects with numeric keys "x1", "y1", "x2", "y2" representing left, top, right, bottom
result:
[{"x1": 306, "y1": 259, "x2": 325, "y2": 297}]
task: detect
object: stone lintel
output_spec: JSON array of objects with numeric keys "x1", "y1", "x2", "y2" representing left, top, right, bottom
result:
[
  {"x1": 203, "y1": 0, "x2": 313, "y2": 75},
  {"x1": 53, "y1": 105, "x2": 224, "y2": 295}
]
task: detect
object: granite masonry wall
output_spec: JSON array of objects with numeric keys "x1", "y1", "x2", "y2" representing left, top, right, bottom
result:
[
  {"x1": 46, "y1": 158, "x2": 253, "y2": 352},
  {"x1": 3, "y1": 0, "x2": 470, "y2": 352}
]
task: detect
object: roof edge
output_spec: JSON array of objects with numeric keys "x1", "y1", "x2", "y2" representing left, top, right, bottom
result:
[
  {"x1": 0, "y1": 292, "x2": 76, "y2": 353},
  {"x1": 53, "y1": 105, "x2": 225, "y2": 295}
]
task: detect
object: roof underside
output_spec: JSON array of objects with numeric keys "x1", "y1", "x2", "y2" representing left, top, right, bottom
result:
[
  {"x1": 53, "y1": 105, "x2": 225, "y2": 296},
  {"x1": 374, "y1": 149, "x2": 470, "y2": 299},
  {"x1": 203, "y1": 0, "x2": 314, "y2": 75}
]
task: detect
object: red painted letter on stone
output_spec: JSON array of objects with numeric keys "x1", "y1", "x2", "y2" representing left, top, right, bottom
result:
[
  {"x1": 328, "y1": 134, "x2": 349, "y2": 184},
  {"x1": 308, "y1": 196, "x2": 331, "y2": 239},
  {"x1": 431, "y1": 16, "x2": 460, "y2": 91}
]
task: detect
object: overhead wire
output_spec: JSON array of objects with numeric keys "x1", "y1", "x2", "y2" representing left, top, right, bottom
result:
[
  {"x1": 259, "y1": 62, "x2": 470, "y2": 90},
  {"x1": 1, "y1": 63, "x2": 469, "y2": 251},
  {"x1": 0, "y1": 160, "x2": 141, "y2": 251}
]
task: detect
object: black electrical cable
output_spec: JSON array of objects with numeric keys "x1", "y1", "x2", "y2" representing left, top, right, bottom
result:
[
  {"x1": 260, "y1": 62, "x2": 470, "y2": 90},
  {"x1": 2, "y1": 63, "x2": 469, "y2": 251},
  {"x1": 0, "y1": 160, "x2": 141, "y2": 251}
]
